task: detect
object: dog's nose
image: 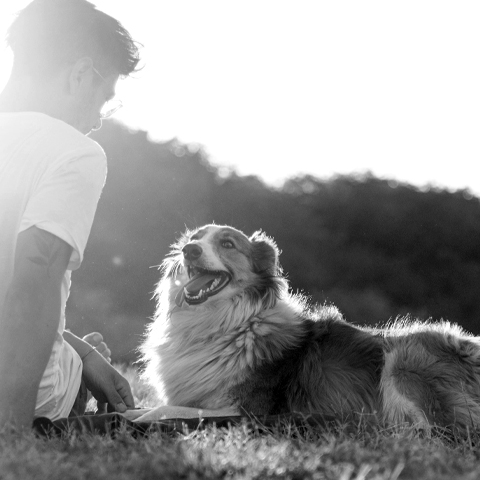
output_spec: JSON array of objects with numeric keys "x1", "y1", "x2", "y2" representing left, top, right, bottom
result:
[{"x1": 183, "y1": 243, "x2": 203, "y2": 261}]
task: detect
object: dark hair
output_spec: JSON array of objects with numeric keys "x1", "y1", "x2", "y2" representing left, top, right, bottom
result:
[{"x1": 6, "y1": 0, "x2": 141, "y2": 77}]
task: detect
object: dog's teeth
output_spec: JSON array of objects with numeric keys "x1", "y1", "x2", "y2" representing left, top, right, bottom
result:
[{"x1": 204, "y1": 278, "x2": 220, "y2": 294}]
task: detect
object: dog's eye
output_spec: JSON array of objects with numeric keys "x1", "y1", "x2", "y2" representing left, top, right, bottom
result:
[{"x1": 221, "y1": 240, "x2": 235, "y2": 249}]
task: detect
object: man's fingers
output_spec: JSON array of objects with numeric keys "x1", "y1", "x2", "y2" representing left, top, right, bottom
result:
[
  {"x1": 95, "y1": 402, "x2": 108, "y2": 414},
  {"x1": 83, "y1": 332, "x2": 103, "y2": 346},
  {"x1": 115, "y1": 402, "x2": 127, "y2": 413},
  {"x1": 82, "y1": 333, "x2": 112, "y2": 363},
  {"x1": 116, "y1": 378, "x2": 135, "y2": 409},
  {"x1": 95, "y1": 342, "x2": 112, "y2": 360},
  {"x1": 101, "y1": 388, "x2": 127, "y2": 413},
  {"x1": 102, "y1": 377, "x2": 135, "y2": 412}
]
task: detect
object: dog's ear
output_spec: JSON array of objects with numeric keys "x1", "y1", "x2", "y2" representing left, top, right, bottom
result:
[{"x1": 249, "y1": 230, "x2": 281, "y2": 275}]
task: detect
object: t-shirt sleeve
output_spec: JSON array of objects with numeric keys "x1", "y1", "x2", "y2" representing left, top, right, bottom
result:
[{"x1": 20, "y1": 147, "x2": 107, "y2": 270}]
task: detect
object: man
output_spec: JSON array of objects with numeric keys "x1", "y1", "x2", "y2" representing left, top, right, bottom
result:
[{"x1": 0, "y1": 0, "x2": 141, "y2": 430}]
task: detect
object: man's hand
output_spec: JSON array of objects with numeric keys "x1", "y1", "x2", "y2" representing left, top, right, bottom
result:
[{"x1": 81, "y1": 350, "x2": 135, "y2": 413}]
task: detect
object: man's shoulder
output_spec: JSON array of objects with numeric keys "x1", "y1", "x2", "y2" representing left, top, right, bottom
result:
[
  {"x1": 0, "y1": 112, "x2": 105, "y2": 158},
  {"x1": 36, "y1": 113, "x2": 105, "y2": 156}
]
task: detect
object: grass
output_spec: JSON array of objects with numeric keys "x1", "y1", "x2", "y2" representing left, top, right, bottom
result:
[{"x1": 2, "y1": 366, "x2": 480, "y2": 480}]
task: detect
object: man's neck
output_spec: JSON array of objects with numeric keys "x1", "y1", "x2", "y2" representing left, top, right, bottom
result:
[
  {"x1": 0, "y1": 76, "x2": 32, "y2": 112},
  {"x1": 0, "y1": 75, "x2": 62, "y2": 117}
]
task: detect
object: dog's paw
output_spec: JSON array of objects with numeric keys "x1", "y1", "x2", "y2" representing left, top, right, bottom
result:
[{"x1": 133, "y1": 405, "x2": 239, "y2": 422}]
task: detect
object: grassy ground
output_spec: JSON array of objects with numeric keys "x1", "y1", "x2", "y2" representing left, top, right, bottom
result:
[{"x1": 2, "y1": 366, "x2": 480, "y2": 480}]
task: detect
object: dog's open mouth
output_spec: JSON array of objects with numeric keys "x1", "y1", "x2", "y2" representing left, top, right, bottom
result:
[{"x1": 175, "y1": 266, "x2": 232, "y2": 306}]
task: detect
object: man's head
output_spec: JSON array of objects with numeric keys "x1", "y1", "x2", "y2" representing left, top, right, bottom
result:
[
  {"x1": 7, "y1": 0, "x2": 140, "y2": 79},
  {"x1": 4, "y1": 0, "x2": 141, "y2": 134}
]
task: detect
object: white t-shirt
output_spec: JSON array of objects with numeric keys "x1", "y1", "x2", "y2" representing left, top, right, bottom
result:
[{"x1": 0, "y1": 112, "x2": 107, "y2": 420}]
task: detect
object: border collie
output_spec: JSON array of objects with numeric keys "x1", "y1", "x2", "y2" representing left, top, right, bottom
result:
[{"x1": 132, "y1": 224, "x2": 480, "y2": 432}]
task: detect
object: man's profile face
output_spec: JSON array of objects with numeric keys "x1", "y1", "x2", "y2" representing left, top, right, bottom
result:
[{"x1": 75, "y1": 70, "x2": 120, "y2": 135}]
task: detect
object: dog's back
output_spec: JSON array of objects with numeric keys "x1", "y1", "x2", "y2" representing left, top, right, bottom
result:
[
  {"x1": 230, "y1": 313, "x2": 480, "y2": 430},
  {"x1": 230, "y1": 310, "x2": 384, "y2": 419}
]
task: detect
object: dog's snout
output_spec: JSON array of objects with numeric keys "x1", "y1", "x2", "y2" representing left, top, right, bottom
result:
[{"x1": 183, "y1": 243, "x2": 203, "y2": 261}]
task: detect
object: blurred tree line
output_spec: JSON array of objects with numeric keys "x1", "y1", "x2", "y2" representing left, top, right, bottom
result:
[{"x1": 66, "y1": 121, "x2": 480, "y2": 363}]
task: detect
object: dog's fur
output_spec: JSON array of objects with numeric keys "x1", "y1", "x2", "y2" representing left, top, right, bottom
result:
[{"x1": 138, "y1": 224, "x2": 480, "y2": 431}]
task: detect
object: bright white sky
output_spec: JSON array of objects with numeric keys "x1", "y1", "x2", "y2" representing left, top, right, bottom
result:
[{"x1": 1, "y1": 1, "x2": 480, "y2": 194}]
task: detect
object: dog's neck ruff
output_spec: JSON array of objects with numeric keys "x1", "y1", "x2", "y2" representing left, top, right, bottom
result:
[{"x1": 170, "y1": 290, "x2": 304, "y2": 343}]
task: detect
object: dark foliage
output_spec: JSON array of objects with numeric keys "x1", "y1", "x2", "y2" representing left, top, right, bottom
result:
[{"x1": 66, "y1": 121, "x2": 480, "y2": 363}]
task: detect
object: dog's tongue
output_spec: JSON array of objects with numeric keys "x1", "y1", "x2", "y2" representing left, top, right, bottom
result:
[
  {"x1": 175, "y1": 272, "x2": 218, "y2": 307},
  {"x1": 184, "y1": 272, "x2": 218, "y2": 293}
]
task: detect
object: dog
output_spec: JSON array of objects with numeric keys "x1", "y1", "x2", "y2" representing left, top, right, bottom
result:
[{"x1": 131, "y1": 224, "x2": 480, "y2": 432}]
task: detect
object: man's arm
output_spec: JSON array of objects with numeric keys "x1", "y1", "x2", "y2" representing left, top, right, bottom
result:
[{"x1": 0, "y1": 226, "x2": 72, "y2": 430}]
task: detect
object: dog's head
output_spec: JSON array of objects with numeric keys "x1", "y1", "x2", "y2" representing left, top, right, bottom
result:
[{"x1": 162, "y1": 224, "x2": 287, "y2": 309}]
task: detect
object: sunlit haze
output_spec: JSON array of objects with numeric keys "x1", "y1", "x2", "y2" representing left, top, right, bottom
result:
[{"x1": 1, "y1": 1, "x2": 480, "y2": 194}]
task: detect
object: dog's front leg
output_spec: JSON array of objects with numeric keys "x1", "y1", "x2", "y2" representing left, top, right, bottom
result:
[
  {"x1": 119, "y1": 408, "x2": 153, "y2": 421},
  {"x1": 131, "y1": 405, "x2": 239, "y2": 422}
]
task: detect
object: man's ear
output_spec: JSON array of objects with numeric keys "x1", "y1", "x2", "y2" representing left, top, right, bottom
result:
[
  {"x1": 68, "y1": 57, "x2": 94, "y2": 94},
  {"x1": 249, "y1": 230, "x2": 281, "y2": 275}
]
